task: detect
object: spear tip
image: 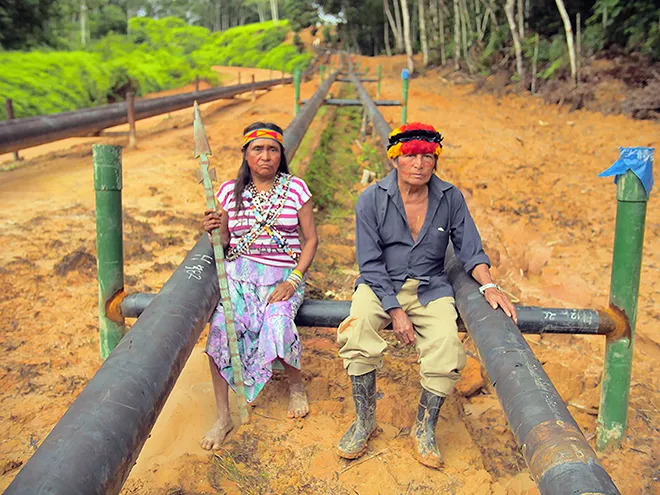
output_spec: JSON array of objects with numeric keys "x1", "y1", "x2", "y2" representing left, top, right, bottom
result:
[{"x1": 193, "y1": 100, "x2": 212, "y2": 158}]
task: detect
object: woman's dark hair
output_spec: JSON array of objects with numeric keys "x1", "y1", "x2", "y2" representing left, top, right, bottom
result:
[{"x1": 233, "y1": 122, "x2": 288, "y2": 211}]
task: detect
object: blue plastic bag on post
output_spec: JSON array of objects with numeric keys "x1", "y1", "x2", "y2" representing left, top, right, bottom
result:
[{"x1": 598, "y1": 147, "x2": 655, "y2": 195}]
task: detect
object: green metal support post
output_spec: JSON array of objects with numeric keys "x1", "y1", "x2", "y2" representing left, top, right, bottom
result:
[
  {"x1": 596, "y1": 169, "x2": 649, "y2": 450},
  {"x1": 294, "y1": 68, "x2": 301, "y2": 115},
  {"x1": 377, "y1": 64, "x2": 382, "y2": 99},
  {"x1": 320, "y1": 64, "x2": 324, "y2": 83},
  {"x1": 93, "y1": 144, "x2": 126, "y2": 359},
  {"x1": 401, "y1": 68, "x2": 410, "y2": 124}
]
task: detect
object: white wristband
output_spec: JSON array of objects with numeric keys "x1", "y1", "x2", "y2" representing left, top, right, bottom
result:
[{"x1": 479, "y1": 283, "x2": 500, "y2": 295}]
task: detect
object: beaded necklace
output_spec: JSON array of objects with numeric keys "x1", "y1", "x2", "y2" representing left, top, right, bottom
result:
[{"x1": 226, "y1": 173, "x2": 300, "y2": 263}]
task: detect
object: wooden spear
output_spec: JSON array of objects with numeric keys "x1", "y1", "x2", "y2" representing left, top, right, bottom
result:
[{"x1": 193, "y1": 101, "x2": 249, "y2": 424}]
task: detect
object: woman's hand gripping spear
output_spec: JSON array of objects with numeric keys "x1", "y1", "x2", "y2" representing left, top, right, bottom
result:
[{"x1": 193, "y1": 101, "x2": 250, "y2": 425}]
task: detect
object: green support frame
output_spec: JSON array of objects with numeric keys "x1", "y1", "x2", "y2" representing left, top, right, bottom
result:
[
  {"x1": 596, "y1": 169, "x2": 649, "y2": 450},
  {"x1": 93, "y1": 144, "x2": 126, "y2": 359}
]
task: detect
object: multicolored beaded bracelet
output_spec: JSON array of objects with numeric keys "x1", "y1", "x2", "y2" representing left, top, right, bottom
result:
[{"x1": 286, "y1": 269, "x2": 303, "y2": 290}]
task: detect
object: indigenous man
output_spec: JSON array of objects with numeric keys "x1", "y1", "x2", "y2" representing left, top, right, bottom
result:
[{"x1": 336, "y1": 123, "x2": 517, "y2": 468}]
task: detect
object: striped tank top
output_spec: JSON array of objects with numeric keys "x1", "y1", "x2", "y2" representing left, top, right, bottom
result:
[{"x1": 217, "y1": 176, "x2": 312, "y2": 268}]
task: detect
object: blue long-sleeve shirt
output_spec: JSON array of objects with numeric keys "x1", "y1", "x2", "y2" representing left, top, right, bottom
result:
[{"x1": 355, "y1": 169, "x2": 490, "y2": 311}]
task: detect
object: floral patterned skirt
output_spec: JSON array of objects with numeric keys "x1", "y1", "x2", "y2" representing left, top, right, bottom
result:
[{"x1": 205, "y1": 256, "x2": 304, "y2": 402}]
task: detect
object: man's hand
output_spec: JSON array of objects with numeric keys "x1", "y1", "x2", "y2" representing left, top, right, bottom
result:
[
  {"x1": 388, "y1": 308, "x2": 416, "y2": 346},
  {"x1": 268, "y1": 281, "x2": 296, "y2": 304},
  {"x1": 484, "y1": 288, "x2": 518, "y2": 323}
]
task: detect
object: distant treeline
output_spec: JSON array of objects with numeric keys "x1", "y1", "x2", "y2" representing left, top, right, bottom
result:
[{"x1": 321, "y1": 0, "x2": 659, "y2": 79}]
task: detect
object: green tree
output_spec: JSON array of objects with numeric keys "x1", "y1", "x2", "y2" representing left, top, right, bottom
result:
[
  {"x1": 90, "y1": 4, "x2": 129, "y2": 37},
  {"x1": 589, "y1": 0, "x2": 660, "y2": 58},
  {"x1": 284, "y1": 0, "x2": 319, "y2": 32},
  {"x1": 0, "y1": 0, "x2": 64, "y2": 49},
  {"x1": 318, "y1": 0, "x2": 385, "y2": 55}
]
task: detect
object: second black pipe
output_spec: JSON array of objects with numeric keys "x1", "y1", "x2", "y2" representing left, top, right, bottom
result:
[{"x1": 120, "y1": 294, "x2": 616, "y2": 336}]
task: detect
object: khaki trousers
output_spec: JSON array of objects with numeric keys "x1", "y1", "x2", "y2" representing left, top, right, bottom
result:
[{"x1": 337, "y1": 279, "x2": 466, "y2": 397}]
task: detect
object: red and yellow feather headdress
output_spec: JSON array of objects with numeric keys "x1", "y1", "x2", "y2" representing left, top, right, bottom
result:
[{"x1": 387, "y1": 123, "x2": 443, "y2": 160}]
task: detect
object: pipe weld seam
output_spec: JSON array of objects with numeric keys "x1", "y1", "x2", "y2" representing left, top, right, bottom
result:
[{"x1": 522, "y1": 419, "x2": 600, "y2": 482}]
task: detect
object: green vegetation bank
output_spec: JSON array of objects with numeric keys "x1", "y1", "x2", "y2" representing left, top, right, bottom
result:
[{"x1": 0, "y1": 18, "x2": 311, "y2": 120}]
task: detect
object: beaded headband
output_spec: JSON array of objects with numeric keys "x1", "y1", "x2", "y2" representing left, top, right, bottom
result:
[
  {"x1": 243, "y1": 128, "x2": 284, "y2": 148},
  {"x1": 387, "y1": 123, "x2": 443, "y2": 160}
]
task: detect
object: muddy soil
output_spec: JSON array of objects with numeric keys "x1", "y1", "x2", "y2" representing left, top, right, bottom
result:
[{"x1": 1, "y1": 56, "x2": 659, "y2": 494}]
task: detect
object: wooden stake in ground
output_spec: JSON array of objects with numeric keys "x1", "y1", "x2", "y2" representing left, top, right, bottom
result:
[{"x1": 193, "y1": 101, "x2": 250, "y2": 425}]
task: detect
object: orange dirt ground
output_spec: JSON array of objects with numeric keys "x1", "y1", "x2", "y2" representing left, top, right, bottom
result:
[{"x1": 1, "y1": 56, "x2": 659, "y2": 495}]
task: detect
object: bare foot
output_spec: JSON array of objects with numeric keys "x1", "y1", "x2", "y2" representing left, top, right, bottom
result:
[
  {"x1": 200, "y1": 417, "x2": 234, "y2": 450},
  {"x1": 288, "y1": 383, "x2": 309, "y2": 418}
]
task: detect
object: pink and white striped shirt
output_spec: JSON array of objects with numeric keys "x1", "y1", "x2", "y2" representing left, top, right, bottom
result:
[{"x1": 217, "y1": 176, "x2": 312, "y2": 268}]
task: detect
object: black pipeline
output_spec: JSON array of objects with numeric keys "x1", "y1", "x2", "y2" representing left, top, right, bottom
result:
[
  {"x1": 121, "y1": 294, "x2": 620, "y2": 336},
  {"x1": 284, "y1": 68, "x2": 340, "y2": 162},
  {"x1": 4, "y1": 237, "x2": 219, "y2": 495},
  {"x1": 345, "y1": 62, "x2": 620, "y2": 495},
  {"x1": 446, "y1": 253, "x2": 620, "y2": 494},
  {"x1": 5, "y1": 65, "x2": 343, "y2": 495},
  {"x1": 348, "y1": 69, "x2": 392, "y2": 151},
  {"x1": 0, "y1": 79, "x2": 288, "y2": 155},
  {"x1": 0, "y1": 55, "x2": 326, "y2": 155}
]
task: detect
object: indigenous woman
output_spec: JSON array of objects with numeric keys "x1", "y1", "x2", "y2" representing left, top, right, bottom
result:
[{"x1": 200, "y1": 122, "x2": 318, "y2": 450}]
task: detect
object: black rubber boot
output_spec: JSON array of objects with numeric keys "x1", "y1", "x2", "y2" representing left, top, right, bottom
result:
[
  {"x1": 337, "y1": 370, "x2": 378, "y2": 459},
  {"x1": 411, "y1": 388, "x2": 445, "y2": 469}
]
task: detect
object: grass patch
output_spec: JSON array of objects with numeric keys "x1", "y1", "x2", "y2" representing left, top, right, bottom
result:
[
  {"x1": 210, "y1": 452, "x2": 270, "y2": 495},
  {"x1": 358, "y1": 141, "x2": 389, "y2": 179},
  {"x1": 303, "y1": 88, "x2": 362, "y2": 215},
  {"x1": 1, "y1": 161, "x2": 24, "y2": 172},
  {"x1": 289, "y1": 105, "x2": 329, "y2": 175}
]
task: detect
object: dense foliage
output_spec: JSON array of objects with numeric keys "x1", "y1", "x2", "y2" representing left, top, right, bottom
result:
[
  {"x1": 0, "y1": 18, "x2": 311, "y2": 119},
  {"x1": 1, "y1": 0, "x2": 656, "y2": 120},
  {"x1": 191, "y1": 20, "x2": 311, "y2": 70}
]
